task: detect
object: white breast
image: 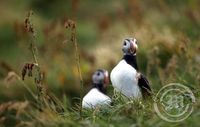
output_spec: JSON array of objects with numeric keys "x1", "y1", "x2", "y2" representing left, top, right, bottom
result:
[
  {"x1": 82, "y1": 88, "x2": 111, "y2": 109},
  {"x1": 110, "y1": 60, "x2": 141, "y2": 98}
]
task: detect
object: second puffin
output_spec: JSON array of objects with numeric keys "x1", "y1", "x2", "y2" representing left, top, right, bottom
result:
[{"x1": 82, "y1": 69, "x2": 111, "y2": 108}]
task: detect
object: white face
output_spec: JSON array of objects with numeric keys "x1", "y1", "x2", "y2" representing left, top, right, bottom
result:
[
  {"x1": 122, "y1": 38, "x2": 138, "y2": 55},
  {"x1": 92, "y1": 69, "x2": 109, "y2": 86},
  {"x1": 92, "y1": 70, "x2": 105, "y2": 84}
]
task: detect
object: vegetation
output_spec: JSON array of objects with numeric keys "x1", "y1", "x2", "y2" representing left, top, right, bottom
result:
[{"x1": 0, "y1": 0, "x2": 200, "y2": 126}]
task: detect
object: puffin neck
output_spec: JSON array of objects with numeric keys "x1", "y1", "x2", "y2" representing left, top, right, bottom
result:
[
  {"x1": 123, "y1": 54, "x2": 139, "y2": 70},
  {"x1": 92, "y1": 83, "x2": 106, "y2": 93}
]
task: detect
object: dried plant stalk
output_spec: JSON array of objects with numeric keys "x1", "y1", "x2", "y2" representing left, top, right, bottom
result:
[
  {"x1": 24, "y1": 10, "x2": 44, "y2": 110},
  {"x1": 23, "y1": 11, "x2": 65, "y2": 113},
  {"x1": 65, "y1": 19, "x2": 84, "y2": 116}
]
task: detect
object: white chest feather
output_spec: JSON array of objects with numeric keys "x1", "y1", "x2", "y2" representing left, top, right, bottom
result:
[
  {"x1": 82, "y1": 88, "x2": 111, "y2": 108},
  {"x1": 111, "y1": 60, "x2": 141, "y2": 98}
]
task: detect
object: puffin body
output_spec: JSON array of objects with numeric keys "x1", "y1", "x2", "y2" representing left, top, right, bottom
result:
[
  {"x1": 82, "y1": 88, "x2": 111, "y2": 108},
  {"x1": 82, "y1": 69, "x2": 111, "y2": 108},
  {"x1": 111, "y1": 60, "x2": 141, "y2": 98},
  {"x1": 111, "y1": 38, "x2": 151, "y2": 99}
]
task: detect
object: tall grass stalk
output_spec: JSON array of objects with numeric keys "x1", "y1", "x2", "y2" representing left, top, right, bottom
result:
[
  {"x1": 65, "y1": 19, "x2": 84, "y2": 117},
  {"x1": 24, "y1": 10, "x2": 44, "y2": 110}
]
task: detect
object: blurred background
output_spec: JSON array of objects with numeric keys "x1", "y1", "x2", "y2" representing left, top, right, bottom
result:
[{"x1": 0, "y1": 0, "x2": 200, "y2": 107}]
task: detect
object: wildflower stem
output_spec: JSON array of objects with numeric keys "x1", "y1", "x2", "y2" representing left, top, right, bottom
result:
[
  {"x1": 30, "y1": 38, "x2": 39, "y2": 65},
  {"x1": 25, "y1": 11, "x2": 44, "y2": 111},
  {"x1": 72, "y1": 28, "x2": 84, "y2": 117}
]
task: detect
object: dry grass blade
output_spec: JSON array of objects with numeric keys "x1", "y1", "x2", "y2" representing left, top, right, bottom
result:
[
  {"x1": 23, "y1": 10, "x2": 45, "y2": 111},
  {"x1": 0, "y1": 101, "x2": 29, "y2": 116},
  {"x1": 65, "y1": 19, "x2": 84, "y2": 116},
  {"x1": 21, "y1": 11, "x2": 65, "y2": 113}
]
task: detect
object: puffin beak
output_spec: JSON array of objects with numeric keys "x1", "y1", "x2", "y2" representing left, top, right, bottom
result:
[
  {"x1": 103, "y1": 71, "x2": 109, "y2": 87},
  {"x1": 130, "y1": 40, "x2": 137, "y2": 54}
]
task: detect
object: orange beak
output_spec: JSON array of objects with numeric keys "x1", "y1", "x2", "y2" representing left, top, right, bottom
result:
[
  {"x1": 103, "y1": 71, "x2": 109, "y2": 87},
  {"x1": 129, "y1": 41, "x2": 137, "y2": 54}
]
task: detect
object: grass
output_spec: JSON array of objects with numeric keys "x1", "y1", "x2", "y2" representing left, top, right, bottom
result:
[{"x1": 2, "y1": 13, "x2": 199, "y2": 127}]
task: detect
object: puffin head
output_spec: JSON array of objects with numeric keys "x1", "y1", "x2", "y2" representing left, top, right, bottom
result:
[
  {"x1": 122, "y1": 38, "x2": 138, "y2": 55},
  {"x1": 92, "y1": 69, "x2": 109, "y2": 92}
]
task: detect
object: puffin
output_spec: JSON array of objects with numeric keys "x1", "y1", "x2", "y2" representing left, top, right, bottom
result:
[
  {"x1": 110, "y1": 38, "x2": 151, "y2": 99},
  {"x1": 82, "y1": 69, "x2": 111, "y2": 108}
]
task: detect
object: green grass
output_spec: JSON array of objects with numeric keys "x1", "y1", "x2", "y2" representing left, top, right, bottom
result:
[{"x1": 1, "y1": 89, "x2": 198, "y2": 127}]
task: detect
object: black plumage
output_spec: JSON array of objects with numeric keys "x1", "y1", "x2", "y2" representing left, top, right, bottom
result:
[
  {"x1": 138, "y1": 73, "x2": 152, "y2": 98},
  {"x1": 123, "y1": 54, "x2": 151, "y2": 98},
  {"x1": 123, "y1": 55, "x2": 138, "y2": 70},
  {"x1": 92, "y1": 83, "x2": 106, "y2": 94}
]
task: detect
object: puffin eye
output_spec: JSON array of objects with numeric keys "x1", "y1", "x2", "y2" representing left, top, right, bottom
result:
[
  {"x1": 97, "y1": 72, "x2": 100, "y2": 76},
  {"x1": 124, "y1": 42, "x2": 127, "y2": 46}
]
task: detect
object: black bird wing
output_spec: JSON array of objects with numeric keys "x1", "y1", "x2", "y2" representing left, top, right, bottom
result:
[{"x1": 138, "y1": 73, "x2": 152, "y2": 99}]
